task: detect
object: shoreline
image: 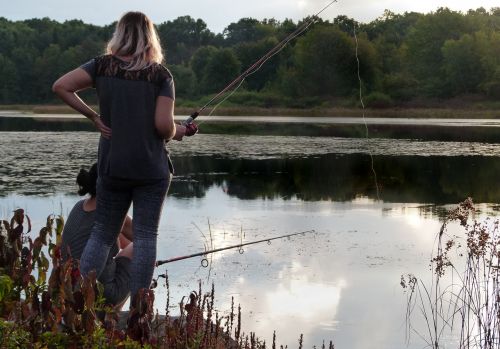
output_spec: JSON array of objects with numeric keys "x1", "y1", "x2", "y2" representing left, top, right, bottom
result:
[
  {"x1": 2, "y1": 114, "x2": 500, "y2": 142},
  {"x1": 1, "y1": 104, "x2": 500, "y2": 119}
]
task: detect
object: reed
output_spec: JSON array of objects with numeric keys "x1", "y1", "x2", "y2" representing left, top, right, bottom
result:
[{"x1": 402, "y1": 198, "x2": 500, "y2": 348}]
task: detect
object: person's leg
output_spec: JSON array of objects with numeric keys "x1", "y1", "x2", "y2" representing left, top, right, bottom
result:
[
  {"x1": 129, "y1": 176, "x2": 170, "y2": 301},
  {"x1": 102, "y1": 255, "x2": 132, "y2": 311},
  {"x1": 80, "y1": 177, "x2": 132, "y2": 278}
]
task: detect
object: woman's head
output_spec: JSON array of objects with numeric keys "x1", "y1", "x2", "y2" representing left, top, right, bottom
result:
[
  {"x1": 76, "y1": 163, "x2": 98, "y2": 197},
  {"x1": 107, "y1": 11, "x2": 163, "y2": 70}
]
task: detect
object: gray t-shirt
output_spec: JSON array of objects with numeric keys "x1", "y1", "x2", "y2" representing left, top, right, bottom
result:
[
  {"x1": 80, "y1": 55, "x2": 175, "y2": 179},
  {"x1": 61, "y1": 199, "x2": 119, "y2": 282}
]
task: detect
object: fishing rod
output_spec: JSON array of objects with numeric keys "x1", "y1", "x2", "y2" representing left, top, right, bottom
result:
[
  {"x1": 155, "y1": 229, "x2": 315, "y2": 267},
  {"x1": 182, "y1": 0, "x2": 338, "y2": 125}
]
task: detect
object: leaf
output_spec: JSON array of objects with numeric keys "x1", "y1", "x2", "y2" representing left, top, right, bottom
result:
[
  {"x1": 21, "y1": 246, "x2": 31, "y2": 268},
  {"x1": 41, "y1": 290, "x2": 52, "y2": 314},
  {"x1": 48, "y1": 265, "x2": 61, "y2": 294},
  {"x1": 39, "y1": 227, "x2": 49, "y2": 246},
  {"x1": 40, "y1": 251, "x2": 49, "y2": 271},
  {"x1": 1, "y1": 220, "x2": 10, "y2": 232},
  {"x1": 45, "y1": 215, "x2": 54, "y2": 238},
  {"x1": 0, "y1": 275, "x2": 14, "y2": 302},
  {"x1": 63, "y1": 307, "x2": 76, "y2": 331},
  {"x1": 26, "y1": 214, "x2": 32, "y2": 234},
  {"x1": 32, "y1": 237, "x2": 43, "y2": 261},
  {"x1": 11, "y1": 208, "x2": 24, "y2": 226},
  {"x1": 72, "y1": 290, "x2": 84, "y2": 314},
  {"x1": 31, "y1": 292, "x2": 41, "y2": 316},
  {"x1": 82, "y1": 271, "x2": 96, "y2": 309},
  {"x1": 82, "y1": 309, "x2": 96, "y2": 333},
  {"x1": 55, "y1": 215, "x2": 64, "y2": 245},
  {"x1": 53, "y1": 306, "x2": 62, "y2": 325},
  {"x1": 9, "y1": 224, "x2": 23, "y2": 243},
  {"x1": 62, "y1": 263, "x2": 74, "y2": 303}
]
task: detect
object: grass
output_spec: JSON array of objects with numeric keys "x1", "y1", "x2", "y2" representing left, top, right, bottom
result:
[
  {"x1": 402, "y1": 198, "x2": 500, "y2": 348},
  {"x1": 0, "y1": 209, "x2": 334, "y2": 348}
]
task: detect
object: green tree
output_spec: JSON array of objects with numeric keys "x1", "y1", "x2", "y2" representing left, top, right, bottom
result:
[
  {"x1": 0, "y1": 54, "x2": 19, "y2": 102},
  {"x1": 33, "y1": 44, "x2": 63, "y2": 102},
  {"x1": 223, "y1": 18, "x2": 272, "y2": 46},
  {"x1": 442, "y1": 32, "x2": 488, "y2": 94},
  {"x1": 190, "y1": 45, "x2": 218, "y2": 82},
  {"x1": 169, "y1": 64, "x2": 196, "y2": 98},
  {"x1": 157, "y1": 16, "x2": 215, "y2": 64},
  {"x1": 281, "y1": 25, "x2": 378, "y2": 98},
  {"x1": 201, "y1": 48, "x2": 241, "y2": 94},
  {"x1": 404, "y1": 8, "x2": 470, "y2": 96},
  {"x1": 234, "y1": 37, "x2": 281, "y2": 91}
]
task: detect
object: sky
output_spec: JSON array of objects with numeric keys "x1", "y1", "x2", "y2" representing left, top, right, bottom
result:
[{"x1": 2, "y1": 0, "x2": 499, "y2": 33}]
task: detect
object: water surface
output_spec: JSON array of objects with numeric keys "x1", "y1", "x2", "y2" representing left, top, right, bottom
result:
[{"x1": 1, "y1": 131, "x2": 499, "y2": 348}]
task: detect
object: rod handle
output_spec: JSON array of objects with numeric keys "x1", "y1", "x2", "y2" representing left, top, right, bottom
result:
[{"x1": 182, "y1": 111, "x2": 199, "y2": 125}]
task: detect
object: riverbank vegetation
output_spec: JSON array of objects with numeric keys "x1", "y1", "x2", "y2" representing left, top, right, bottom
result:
[
  {"x1": 402, "y1": 198, "x2": 500, "y2": 348},
  {"x1": 0, "y1": 7, "x2": 499, "y2": 110},
  {"x1": 2, "y1": 103, "x2": 500, "y2": 119},
  {"x1": 0, "y1": 209, "x2": 330, "y2": 348}
]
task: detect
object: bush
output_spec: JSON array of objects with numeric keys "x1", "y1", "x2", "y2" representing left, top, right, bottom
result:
[
  {"x1": 382, "y1": 73, "x2": 418, "y2": 101},
  {"x1": 225, "y1": 90, "x2": 285, "y2": 108},
  {"x1": 364, "y1": 91, "x2": 394, "y2": 109},
  {"x1": 482, "y1": 81, "x2": 500, "y2": 99},
  {"x1": 0, "y1": 209, "x2": 326, "y2": 348}
]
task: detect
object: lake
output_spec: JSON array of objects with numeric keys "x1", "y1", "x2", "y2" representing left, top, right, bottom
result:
[{"x1": 1, "y1": 130, "x2": 499, "y2": 348}]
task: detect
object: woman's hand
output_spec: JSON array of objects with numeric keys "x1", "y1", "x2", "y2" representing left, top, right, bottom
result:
[
  {"x1": 173, "y1": 124, "x2": 186, "y2": 141},
  {"x1": 91, "y1": 115, "x2": 112, "y2": 139},
  {"x1": 185, "y1": 122, "x2": 198, "y2": 136},
  {"x1": 173, "y1": 122, "x2": 198, "y2": 141}
]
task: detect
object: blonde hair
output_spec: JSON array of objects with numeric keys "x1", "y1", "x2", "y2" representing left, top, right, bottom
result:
[{"x1": 106, "y1": 12, "x2": 164, "y2": 71}]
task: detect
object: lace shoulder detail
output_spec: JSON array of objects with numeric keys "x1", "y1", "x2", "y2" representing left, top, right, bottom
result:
[
  {"x1": 94, "y1": 55, "x2": 171, "y2": 84},
  {"x1": 157, "y1": 64, "x2": 174, "y2": 83}
]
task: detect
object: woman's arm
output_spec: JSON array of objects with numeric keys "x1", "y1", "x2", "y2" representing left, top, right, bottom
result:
[
  {"x1": 155, "y1": 96, "x2": 176, "y2": 140},
  {"x1": 52, "y1": 68, "x2": 112, "y2": 138}
]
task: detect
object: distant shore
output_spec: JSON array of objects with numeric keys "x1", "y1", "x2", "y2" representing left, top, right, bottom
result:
[
  {"x1": 1, "y1": 104, "x2": 500, "y2": 119},
  {"x1": 2, "y1": 107, "x2": 500, "y2": 142}
]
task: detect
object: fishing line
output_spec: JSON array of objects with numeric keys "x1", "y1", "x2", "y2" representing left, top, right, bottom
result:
[
  {"x1": 353, "y1": 24, "x2": 381, "y2": 200},
  {"x1": 184, "y1": 0, "x2": 339, "y2": 125},
  {"x1": 201, "y1": 19, "x2": 313, "y2": 123}
]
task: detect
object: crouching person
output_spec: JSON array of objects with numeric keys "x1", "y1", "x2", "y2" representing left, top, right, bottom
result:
[{"x1": 61, "y1": 163, "x2": 133, "y2": 309}]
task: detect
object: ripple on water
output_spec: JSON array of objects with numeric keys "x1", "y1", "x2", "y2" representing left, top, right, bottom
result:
[{"x1": 2, "y1": 132, "x2": 500, "y2": 196}]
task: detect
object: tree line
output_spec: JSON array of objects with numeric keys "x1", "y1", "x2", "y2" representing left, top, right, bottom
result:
[{"x1": 0, "y1": 7, "x2": 499, "y2": 107}]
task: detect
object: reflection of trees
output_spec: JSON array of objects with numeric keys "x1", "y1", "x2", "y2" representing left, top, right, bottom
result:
[{"x1": 169, "y1": 154, "x2": 500, "y2": 204}]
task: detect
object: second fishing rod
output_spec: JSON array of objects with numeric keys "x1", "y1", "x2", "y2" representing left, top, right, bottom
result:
[{"x1": 156, "y1": 229, "x2": 316, "y2": 267}]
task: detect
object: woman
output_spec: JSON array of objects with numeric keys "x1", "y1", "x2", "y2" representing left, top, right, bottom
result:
[
  {"x1": 61, "y1": 163, "x2": 133, "y2": 307},
  {"x1": 53, "y1": 12, "x2": 197, "y2": 304}
]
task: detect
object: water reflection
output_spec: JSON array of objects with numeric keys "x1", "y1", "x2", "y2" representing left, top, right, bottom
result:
[
  {"x1": 2, "y1": 133, "x2": 500, "y2": 210},
  {"x1": 170, "y1": 154, "x2": 500, "y2": 206},
  {"x1": 0, "y1": 188, "x2": 496, "y2": 348},
  {"x1": 1, "y1": 131, "x2": 500, "y2": 347}
]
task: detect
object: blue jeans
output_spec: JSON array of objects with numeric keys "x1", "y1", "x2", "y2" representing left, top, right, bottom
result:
[{"x1": 80, "y1": 175, "x2": 171, "y2": 302}]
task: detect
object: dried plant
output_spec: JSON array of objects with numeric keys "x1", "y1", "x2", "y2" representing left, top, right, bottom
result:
[{"x1": 402, "y1": 198, "x2": 500, "y2": 348}]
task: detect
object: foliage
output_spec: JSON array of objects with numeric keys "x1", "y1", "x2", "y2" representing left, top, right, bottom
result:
[
  {"x1": 402, "y1": 198, "x2": 500, "y2": 348},
  {"x1": 363, "y1": 91, "x2": 393, "y2": 108},
  {"x1": 0, "y1": 7, "x2": 499, "y2": 106},
  {"x1": 0, "y1": 209, "x2": 320, "y2": 348}
]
